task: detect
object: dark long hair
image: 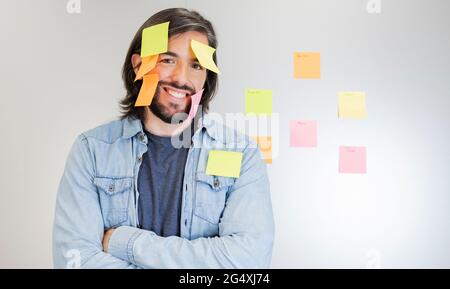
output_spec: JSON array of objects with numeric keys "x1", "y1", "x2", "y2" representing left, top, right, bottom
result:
[{"x1": 120, "y1": 8, "x2": 219, "y2": 121}]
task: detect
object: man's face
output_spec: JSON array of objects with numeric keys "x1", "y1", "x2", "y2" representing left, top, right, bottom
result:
[{"x1": 134, "y1": 31, "x2": 208, "y2": 123}]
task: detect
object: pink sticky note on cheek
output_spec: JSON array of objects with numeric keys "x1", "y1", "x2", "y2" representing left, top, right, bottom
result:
[
  {"x1": 188, "y1": 89, "x2": 204, "y2": 120},
  {"x1": 339, "y1": 146, "x2": 367, "y2": 174},
  {"x1": 290, "y1": 120, "x2": 317, "y2": 147}
]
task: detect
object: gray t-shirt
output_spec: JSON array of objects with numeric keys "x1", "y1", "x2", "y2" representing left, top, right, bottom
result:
[{"x1": 137, "y1": 126, "x2": 190, "y2": 237}]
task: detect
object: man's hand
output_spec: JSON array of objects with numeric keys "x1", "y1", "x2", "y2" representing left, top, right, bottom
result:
[{"x1": 102, "y1": 228, "x2": 115, "y2": 253}]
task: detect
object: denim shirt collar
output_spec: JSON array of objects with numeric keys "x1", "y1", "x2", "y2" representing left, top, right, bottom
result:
[{"x1": 122, "y1": 117, "x2": 143, "y2": 139}]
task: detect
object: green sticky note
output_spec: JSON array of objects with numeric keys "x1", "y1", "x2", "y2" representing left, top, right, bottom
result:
[
  {"x1": 206, "y1": 150, "x2": 243, "y2": 178},
  {"x1": 141, "y1": 21, "x2": 169, "y2": 57},
  {"x1": 245, "y1": 89, "x2": 272, "y2": 115}
]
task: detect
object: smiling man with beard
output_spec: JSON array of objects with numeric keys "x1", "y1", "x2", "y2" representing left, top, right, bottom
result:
[{"x1": 53, "y1": 8, "x2": 274, "y2": 269}]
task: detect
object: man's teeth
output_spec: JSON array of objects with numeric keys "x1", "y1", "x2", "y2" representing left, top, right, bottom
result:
[{"x1": 167, "y1": 89, "x2": 186, "y2": 99}]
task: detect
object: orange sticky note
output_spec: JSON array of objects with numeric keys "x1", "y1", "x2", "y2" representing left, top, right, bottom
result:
[
  {"x1": 290, "y1": 120, "x2": 317, "y2": 147},
  {"x1": 134, "y1": 55, "x2": 158, "y2": 81},
  {"x1": 339, "y1": 146, "x2": 367, "y2": 174},
  {"x1": 294, "y1": 52, "x2": 320, "y2": 79},
  {"x1": 252, "y1": 136, "x2": 272, "y2": 164},
  {"x1": 135, "y1": 73, "x2": 159, "y2": 107}
]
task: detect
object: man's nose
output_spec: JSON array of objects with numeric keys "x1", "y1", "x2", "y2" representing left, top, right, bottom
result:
[{"x1": 171, "y1": 62, "x2": 189, "y2": 84}]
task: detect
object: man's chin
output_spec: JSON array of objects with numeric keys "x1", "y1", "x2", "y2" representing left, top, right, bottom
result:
[{"x1": 149, "y1": 103, "x2": 190, "y2": 124}]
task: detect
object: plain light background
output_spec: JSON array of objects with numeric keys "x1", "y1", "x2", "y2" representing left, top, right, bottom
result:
[{"x1": 0, "y1": 0, "x2": 449, "y2": 268}]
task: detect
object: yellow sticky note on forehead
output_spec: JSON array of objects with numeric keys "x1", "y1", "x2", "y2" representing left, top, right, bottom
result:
[
  {"x1": 190, "y1": 39, "x2": 220, "y2": 74},
  {"x1": 206, "y1": 150, "x2": 243, "y2": 178},
  {"x1": 141, "y1": 22, "x2": 169, "y2": 57},
  {"x1": 338, "y1": 91, "x2": 367, "y2": 119}
]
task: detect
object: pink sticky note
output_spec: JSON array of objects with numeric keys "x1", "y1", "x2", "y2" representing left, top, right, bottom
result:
[
  {"x1": 339, "y1": 146, "x2": 367, "y2": 174},
  {"x1": 188, "y1": 89, "x2": 204, "y2": 120},
  {"x1": 290, "y1": 120, "x2": 317, "y2": 147}
]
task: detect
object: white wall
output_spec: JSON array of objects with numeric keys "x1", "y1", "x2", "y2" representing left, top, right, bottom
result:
[{"x1": 0, "y1": 0, "x2": 449, "y2": 268}]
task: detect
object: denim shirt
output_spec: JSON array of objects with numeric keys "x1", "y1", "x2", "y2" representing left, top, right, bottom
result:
[{"x1": 52, "y1": 114, "x2": 275, "y2": 269}]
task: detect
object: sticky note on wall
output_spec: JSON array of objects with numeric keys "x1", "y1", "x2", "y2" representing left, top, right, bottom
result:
[
  {"x1": 339, "y1": 146, "x2": 367, "y2": 174},
  {"x1": 206, "y1": 150, "x2": 243, "y2": 178},
  {"x1": 294, "y1": 52, "x2": 321, "y2": 79},
  {"x1": 141, "y1": 22, "x2": 169, "y2": 57},
  {"x1": 245, "y1": 89, "x2": 272, "y2": 115},
  {"x1": 252, "y1": 136, "x2": 272, "y2": 164},
  {"x1": 290, "y1": 120, "x2": 317, "y2": 147},
  {"x1": 338, "y1": 91, "x2": 367, "y2": 119}
]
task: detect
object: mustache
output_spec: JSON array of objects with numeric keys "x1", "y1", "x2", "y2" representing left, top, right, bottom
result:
[{"x1": 158, "y1": 81, "x2": 196, "y2": 95}]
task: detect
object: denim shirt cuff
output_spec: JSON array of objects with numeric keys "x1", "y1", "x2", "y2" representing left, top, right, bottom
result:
[{"x1": 108, "y1": 226, "x2": 142, "y2": 263}]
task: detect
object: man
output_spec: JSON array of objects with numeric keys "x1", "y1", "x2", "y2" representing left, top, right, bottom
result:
[{"x1": 53, "y1": 8, "x2": 274, "y2": 269}]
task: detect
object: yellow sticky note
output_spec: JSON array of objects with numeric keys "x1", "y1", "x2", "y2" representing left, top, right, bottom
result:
[
  {"x1": 252, "y1": 136, "x2": 272, "y2": 164},
  {"x1": 338, "y1": 91, "x2": 367, "y2": 119},
  {"x1": 190, "y1": 39, "x2": 220, "y2": 74},
  {"x1": 141, "y1": 22, "x2": 169, "y2": 57},
  {"x1": 294, "y1": 52, "x2": 320, "y2": 79},
  {"x1": 206, "y1": 150, "x2": 243, "y2": 178},
  {"x1": 245, "y1": 89, "x2": 272, "y2": 115},
  {"x1": 135, "y1": 74, "x2": 159, "y2": 107},
  {"x1": 134, "y1": 55, "x2": 158, "y2": 81}
]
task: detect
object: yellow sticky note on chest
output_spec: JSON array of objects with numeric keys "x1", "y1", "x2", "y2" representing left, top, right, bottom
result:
[{"x1": 206, "y1": 150, "x2": 243, "y2": 178}]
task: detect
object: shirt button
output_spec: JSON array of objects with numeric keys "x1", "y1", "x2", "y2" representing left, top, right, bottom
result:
[
  {"x1": 108, "y1": 185, "x2": 114, "y2": 192},
  {"x1": 137, "y1": 156, "x2": 142, "y2": 162},
  {"x1": 213, "y1": 177, "x2": 220, "y2": 189},
  {"x1": 139, "y1": 133, "x2": 146, "y2": 143}
]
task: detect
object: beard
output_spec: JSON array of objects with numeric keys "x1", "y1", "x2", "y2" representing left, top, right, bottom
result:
[{"x1": 149, "y1": 81, "x2": 195, "y2": 124}]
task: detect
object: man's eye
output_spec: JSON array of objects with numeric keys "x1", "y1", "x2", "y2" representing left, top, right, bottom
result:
[
  {"x1": 160, "y1": 58, "x2": 174, "y2": 64},
  {"x1": 192, "y1": 63, "x2": 203, "y2": 70}
]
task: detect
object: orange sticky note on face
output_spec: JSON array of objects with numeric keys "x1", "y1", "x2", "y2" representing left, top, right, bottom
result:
[
  {"x1": 134, "y1": 55, "x2": 158, "y2": 81},
  {"x1": 294, "y1": 52, "x2": 320, "y2": 79},
  {"x1": 339, "y1": 146, "x2": 367, "y2": 174},
  {"x1": 290, "y1": 120, "x2": 317, "y2": 147},
  {"x1": 135, "y1": 73, "x2": 159, "y2": 107},
  {"x1": 252, "y1": 136, "x2": 272, "y2": 164}
]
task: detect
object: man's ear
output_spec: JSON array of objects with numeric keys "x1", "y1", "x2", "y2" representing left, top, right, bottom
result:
[{"x1": 131, "y1": 53, "x2": 141, "y2": 75}]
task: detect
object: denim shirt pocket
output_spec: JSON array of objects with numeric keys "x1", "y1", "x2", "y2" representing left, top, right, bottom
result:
[
  {"x1": 94, "y1": 177, "x2": 132, "y2": 228},
  {"x1": 194, "y1": 172, "x2": 235, "y2": 225}
]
